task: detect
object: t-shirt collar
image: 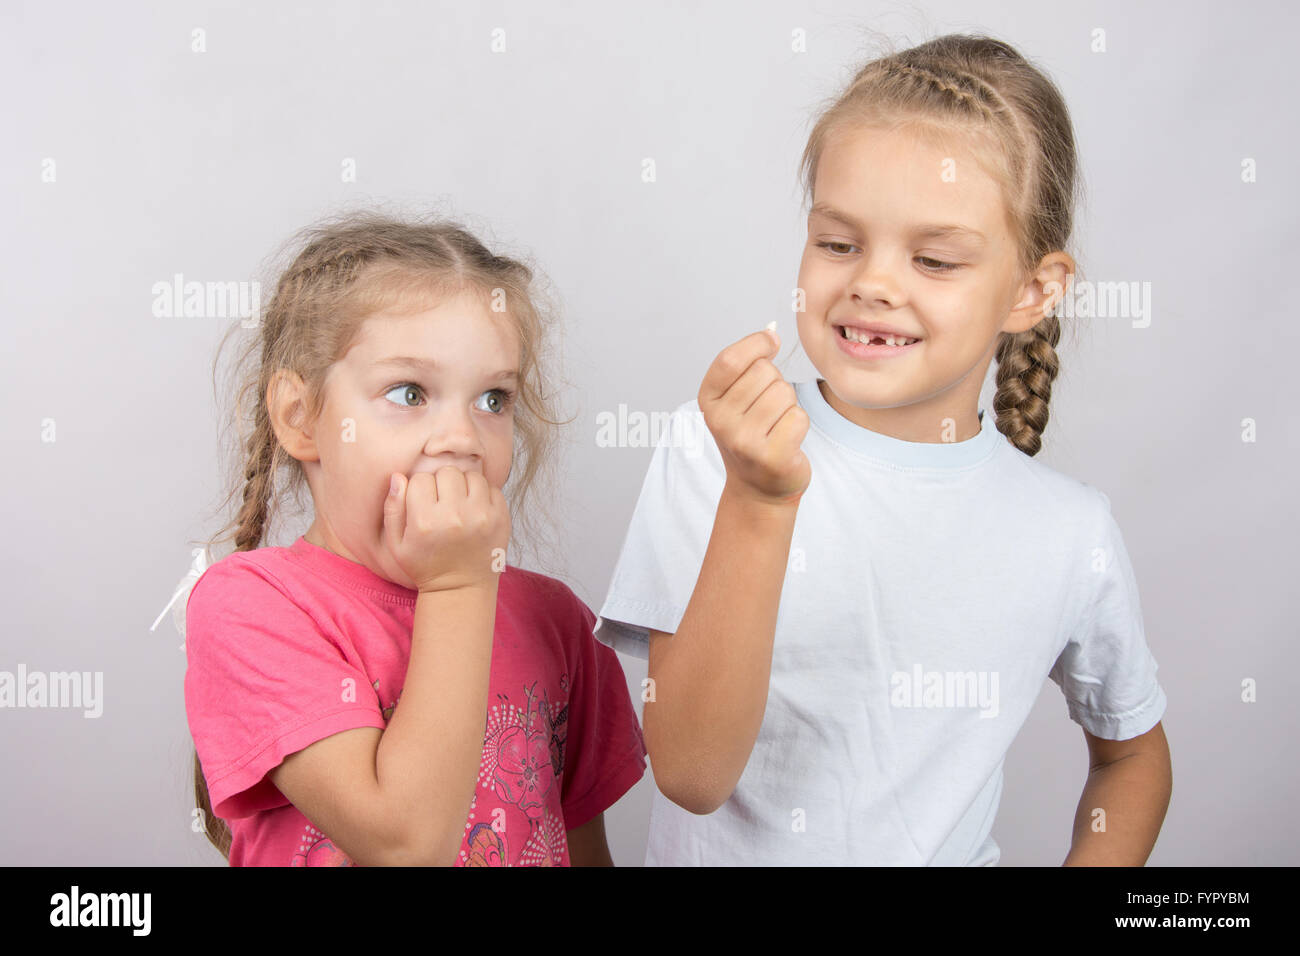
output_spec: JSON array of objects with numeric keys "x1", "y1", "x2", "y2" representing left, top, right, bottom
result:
[
  {"x1": 796, "y1": 379, "x2": 1000, "y2": 469},
  {"x1": 290, "y1": 536, "x2": 418, "y2": 602}
]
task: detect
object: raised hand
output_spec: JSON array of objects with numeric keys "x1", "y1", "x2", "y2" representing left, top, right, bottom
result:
[
  {"x1": 382, "y1": 467, "x2": 511, "y2": 594},
  {"x1": 697, "y1": 327, "x2": 811, "y2": 506}
]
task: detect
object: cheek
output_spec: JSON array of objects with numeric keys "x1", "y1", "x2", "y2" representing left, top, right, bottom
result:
[
  {"x1": 317, "y1": 417, "x2": 362, "y2": 471},
  {"x1": 486, "y1": 423, "x2": 515, "y2": 482},
  {"x1": 794, "y1": 310, "x2": 819, "y2": 344},
  {"x1": 800, "y1": 261, "x2": 840, "y2": 307},
  {"x1": 333, "y1": 422, "x2": 402, "y2": 489},
  {"x1": 795, "y1": 254, "x2": 820, "y2": 292}
]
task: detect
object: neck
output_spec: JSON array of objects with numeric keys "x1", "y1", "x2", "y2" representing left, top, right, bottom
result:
[{"x1": 817, "y1": 379, "x2": 982, "y2": 443}]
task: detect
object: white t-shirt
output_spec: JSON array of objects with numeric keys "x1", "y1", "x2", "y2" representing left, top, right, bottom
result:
[{"x1": 595, "y1": 379, "x2": 1167, "y2": 866}]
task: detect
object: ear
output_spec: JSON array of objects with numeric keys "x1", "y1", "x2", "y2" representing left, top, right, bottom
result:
[
  {"x1": 1004, "y1": 251, "x2": 1076, "y2": 335},
  {"x1": 267, "y1": 369, "x2": 320, "y2": 463}
]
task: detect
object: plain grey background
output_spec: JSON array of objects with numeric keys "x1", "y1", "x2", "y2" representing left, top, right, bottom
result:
[{"x1": 2, "y1": 0, "x2": 1296, "y2": 866}]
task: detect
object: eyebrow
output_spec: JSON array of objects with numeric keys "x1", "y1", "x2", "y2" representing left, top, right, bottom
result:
[
  {"x1": 809, "y1": 202, "x2": 987, "y2": 245},
  {"x1": 372, "y1": 356, "x2": 519, "y2": 383}
]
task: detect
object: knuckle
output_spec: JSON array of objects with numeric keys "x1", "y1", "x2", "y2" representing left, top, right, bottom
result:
[
  {"x1": 715, "y1": 351, "x2": 741, "y2": 379},
  {"x1": 732, "y1": 429, "x2": 758, "y2": 459}
]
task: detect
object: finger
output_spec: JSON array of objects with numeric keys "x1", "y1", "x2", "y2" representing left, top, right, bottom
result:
[
  {"x1": 699, "y1": 329, "x2": 781, "y2": 405},
  {"x1": 744, "y1": 379, "x2": 801, "y2": 440},
  {"x1": 464, "y1": 469, "x2": 488, "y2": 504},
  {"x1": 707, "y1": 359, "x2": 782, "y2": 437},
  {"x1": 463, "y1": 471, "x2": 491, "y2": 525},
  {"x1": 734, "y1": 359, "x2": 787, "y2": 418},
  {"x1": 403, "y1": 472, "x2": 437, "y2": 531},
  {"x1": 767, "y1": 402, "x2": 810, "y2": 450},
  {"x1": 434, "y1": 465, "x2": 470, "y2": 504},
  {"x1": 465, "y1": 471, "x2": 501, "y2": 548},
  {"x1": 490, "y1": 484, "x2": 509, "y2": 522},
  {"x1": 382, "y1": 472, "x2": 407, "y2": 551},
  {"x1": 485, "y1": 481, "x2": 510, "y2": 528}
]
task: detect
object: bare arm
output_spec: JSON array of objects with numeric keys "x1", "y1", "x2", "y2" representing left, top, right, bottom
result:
[
  {"x1": 646, "y1": 327, "x2": 809, "y2": 815},
  {"x1": 566, "y1": 813, "x2": 615, "y2": 866},
  {"x1": 645, "y1": 485, "x2": 799, "y2": 814},
  {"x1": 270, "y1": 584, "x2": 497, "y2": 866},
  {"x1": 269, "y1": 466, "x2": 510, "y2": 867},
  {"x1": 1062, "y1": 720, "x2": 1171, "y2": 866}
]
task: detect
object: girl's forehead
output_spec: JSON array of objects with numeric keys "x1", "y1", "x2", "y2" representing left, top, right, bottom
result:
[
  {"x1": 815, "y1": 125, "x2": 1010, "y2": 233},
  {"x1": 342, "y1": 302, "x2": 520, "y2": 366},
  {"x1": 824, "y1": 124, "x2": 1000, "y2": 186},
  {"x1": 356, "y1": 296, "x2": 508, "y2": 338}
]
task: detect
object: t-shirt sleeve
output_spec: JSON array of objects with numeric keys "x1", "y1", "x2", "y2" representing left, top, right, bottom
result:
[
  {"x1": 183, "y1": 559, "x2": 387, "y2": 820},
  {"x1": 594, "y1": 400, "x2": 726, "y2": 660},
  {"x1": 1049, "y1": 490, "x2": 1167, "y2": 740},
  {"x1": 558, "y1": 593, "x2": 648, "y2": 831}
]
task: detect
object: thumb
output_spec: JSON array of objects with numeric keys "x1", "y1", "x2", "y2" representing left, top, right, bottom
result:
[{"x1": 382, "y1": 473, "x2": 406, "y2": 552}]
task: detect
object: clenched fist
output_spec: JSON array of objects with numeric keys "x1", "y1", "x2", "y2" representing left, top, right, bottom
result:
[
  {"x1": 383, "y1": 467, "x2": 511, "y2": 594},
  {"x1": 698, "y1": 328, "x2": 811, "y2": 505}
]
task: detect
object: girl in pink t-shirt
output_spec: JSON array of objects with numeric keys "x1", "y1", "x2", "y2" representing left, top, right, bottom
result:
[{"x1": 179, "y1": 211, "x2": 646, "y2": 866}]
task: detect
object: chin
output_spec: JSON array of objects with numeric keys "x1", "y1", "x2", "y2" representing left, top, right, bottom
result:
[{"x1": 818, "y1": 372, "x2": 878, "y2": 403}]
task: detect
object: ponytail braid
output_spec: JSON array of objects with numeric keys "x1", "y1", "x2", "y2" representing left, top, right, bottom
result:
[{"x1": 992, "y1": 312, "x2": 1061, "y2": 457}]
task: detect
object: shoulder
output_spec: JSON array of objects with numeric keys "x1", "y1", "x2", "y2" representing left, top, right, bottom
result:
[
  {"x1": 648, "y1": 397, "x2": 726, "y2": 488},
  {"x1": 499, "y1": 567, "x2": 618, "y2": 677},
  {"x1": 188, "y1": 545, "x2": 299, "y2": 606},
  {"x1": 992, "y1": 441, "x2": 1116, "y2": 529},
  {"x1": 501, "y1": 566, "x2": 594, "y2": 629},
  {"x1": 658, "y1": 397, "x2": 717, "y2": 455},
  {"x1": 184, "y1": 545, "x2": 321, "y2": 646}
]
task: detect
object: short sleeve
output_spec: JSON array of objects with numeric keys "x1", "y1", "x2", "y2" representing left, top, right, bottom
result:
[
  {"x1": 595, "y1": 400, "x2": 725, "y2": 660},
  {"x1": 1049, "y1": 491, "x2": 1167, "y2": 740},
  {"x1": 558, "y1": 595, "x2": 648, "y2": 830},
  {"x1": 183, "y1": 559, "x2": 386, "y2": 820}
]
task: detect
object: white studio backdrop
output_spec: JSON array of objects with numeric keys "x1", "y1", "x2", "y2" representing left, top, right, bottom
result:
[{"x1": 1, "y1": 0, "x2": 1296, "y2": 865}]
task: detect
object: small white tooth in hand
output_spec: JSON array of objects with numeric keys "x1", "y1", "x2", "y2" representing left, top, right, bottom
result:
[{"x1": 765, "y1": 321, "x2": 777, "y2": 334}]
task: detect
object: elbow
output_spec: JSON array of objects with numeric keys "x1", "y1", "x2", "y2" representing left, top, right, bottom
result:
[
  {"x1": 649, "y1": 752, "x2": 733, "y2": 816},
  {"x1": 369, "y1": 818, "x2": 463, "y2": 867},
  {"x1": 659, "y1": 775, "x2": 731, "y2": 815},
  {"x1": 645, "y1": 721, "x2": 734, "y2": 816},
  {"x1": 398, "y1": 826, "x2": 463, "y2": 867},
  {"x1": 673, "y1": 787, "x2": 730, "y2": 816}
]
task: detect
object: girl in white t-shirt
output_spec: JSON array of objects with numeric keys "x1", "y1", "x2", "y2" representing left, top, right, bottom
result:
[{"x1": 597, "y1": 33, "x2": 1171, "y2": 865}]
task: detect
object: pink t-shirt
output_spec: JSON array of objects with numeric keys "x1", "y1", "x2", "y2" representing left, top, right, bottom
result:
[{"x1": 183, "y1": 536, "x2": 646, "y2": 867}]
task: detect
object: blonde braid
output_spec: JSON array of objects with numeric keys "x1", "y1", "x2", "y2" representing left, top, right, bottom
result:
[
  {"x1": 992, "y1": 313, "x2": 1061, "y2": 457},
  {"x1": 884, "y1": 63, "x2": 999, "y2": 120},
  {"x1": 232, "y1": 403, "x2": 278, "y2": 552}
]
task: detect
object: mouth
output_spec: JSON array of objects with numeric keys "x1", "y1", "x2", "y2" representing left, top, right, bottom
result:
[
  {"x1": 832, "y1": 324, "x2": 923, "y2": 361},
  {"x1": 835, "y1": 325, "x2": 921, "y2": 347}
]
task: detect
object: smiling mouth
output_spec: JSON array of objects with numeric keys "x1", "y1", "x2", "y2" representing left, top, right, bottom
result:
[{"x1": 836, "y1": 325, "x2": 921, "y2": 347}]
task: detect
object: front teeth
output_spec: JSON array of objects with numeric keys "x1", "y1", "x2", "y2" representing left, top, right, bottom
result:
[{"x1": 842, "y1": 326, "x2": 917, "y2": 347}]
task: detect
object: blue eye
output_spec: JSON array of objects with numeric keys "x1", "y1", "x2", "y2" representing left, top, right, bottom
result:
[
  {"x1": 383, "y1": 384, "x2": 423, "y2": 407},
  {"x1": 476, "y1": 388, "x2": 515, "y2": 415}
]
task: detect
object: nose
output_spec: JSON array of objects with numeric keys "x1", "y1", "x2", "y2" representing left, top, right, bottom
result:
[
  {"x1": 847, "y1": 250, "x2": 905, "y2": 309},
  {"x1": 418, "y1": 404, "x2": 484, "y2": 473}
]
